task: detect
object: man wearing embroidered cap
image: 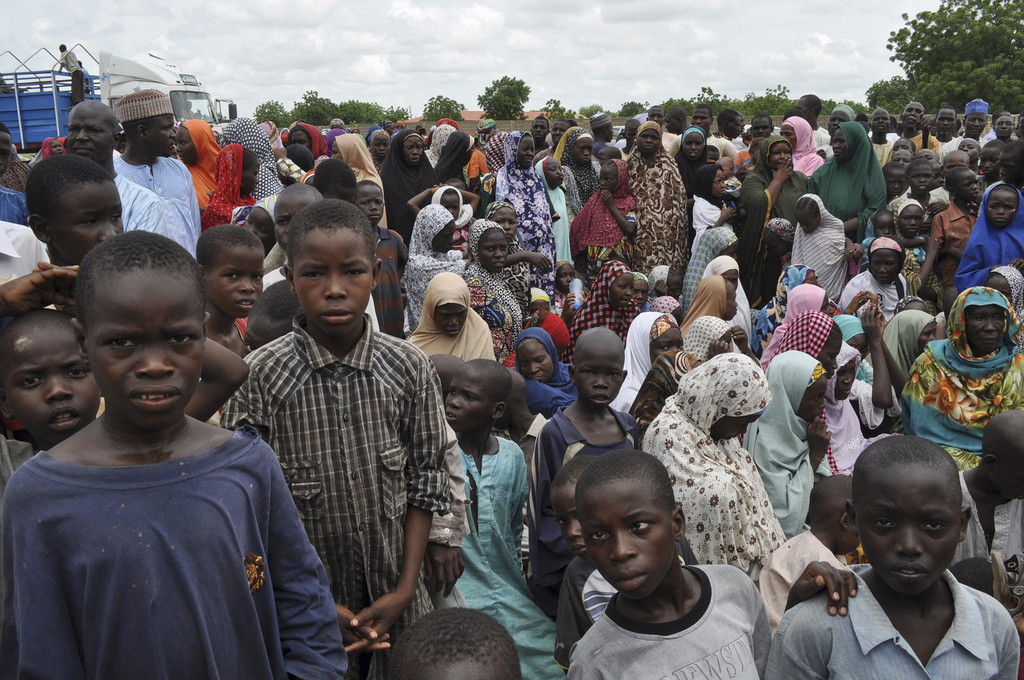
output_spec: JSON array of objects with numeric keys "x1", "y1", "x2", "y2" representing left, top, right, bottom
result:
[
  {"x1": 589, "y1": 111, "x2": 614, "y2": 155},
  {"x1": 112, "y1": 89, "x2": 202, "y2": 255}
]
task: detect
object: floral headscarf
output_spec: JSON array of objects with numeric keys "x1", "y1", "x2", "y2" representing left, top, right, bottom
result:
[
  {"x1": 991, "y1": 265, "x2": 1024, "y2": 351},
  {"x1": 426, "y1": 124, "x2": 457, "y2": 167},
  {"x1": 404, "y1": 204, "x2": 465, "y2": 329},
  {"x1": 566, "y1": 260, "x2": 639, "y2": 363},
  {"x1": 682, "y1": 316, "x2": 733, "y2": 361},
  {"x1": 466, "y1": 220, "x2": 523, "y2": 333},
  {"x1": 555, "y1": 127, "x2": 601, "y2": 213}
]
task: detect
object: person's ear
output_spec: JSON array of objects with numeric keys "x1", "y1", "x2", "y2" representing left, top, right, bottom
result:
[
  {"x1": 27, "y1": 214, "x2": 51, "y2": 244},
  {"x1": 492, "y1": 400, "x2": 507, "y2": 421},
  {"x1": 981, "y1": 452, "x2": 999, "y2": 470},
  {"x1": 845, "y1": 500, "x2": 860, "y2": 537},
  {"x1": 568, "y1": 365, "x2": 575, "y2": 382},
  {"x1": 371, "y1": 257, "x2": 382, "y2": 290},
  {"x1": 71, "y1": 317, "x2": 87, "y2": 356},
  {"x1": 673, "y1": 505, "x2": 686, "y2": 541},
  {"x1": 959, "y1": 506, "x2": 971, "y2": 542},
  {"x1": 202, "y1": 311, "x2": 210, "y2": 333},
  {"x1": 0, "y1": 385, "x2": 13, "y2": 420},
  {"x1": 284, "y1": 264, "x2": 295, "y2": 294}
]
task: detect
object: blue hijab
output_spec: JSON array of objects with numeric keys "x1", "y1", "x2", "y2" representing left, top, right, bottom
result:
[
  {"x1": 515, "y1": 328, "x2": 577, "y2": 417},
  {"x1": 955, "y1": 182, "x2": 1024, "y2": 289}
]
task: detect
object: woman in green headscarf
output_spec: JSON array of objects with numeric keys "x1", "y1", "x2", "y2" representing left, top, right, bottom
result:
[
  {"x1": 738, "y1": 135, "x2": 808, "y2": 309},
  {"x1": 808, "y1": 120, "x2": 887, "y2": 243}
]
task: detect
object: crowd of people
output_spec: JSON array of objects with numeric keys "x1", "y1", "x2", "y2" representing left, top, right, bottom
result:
[{"x1": 0, "y1": 86, "x2": 1023, "y2": 678}]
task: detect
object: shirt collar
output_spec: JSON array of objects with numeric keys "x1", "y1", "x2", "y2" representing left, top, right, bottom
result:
[
  {"x1": 291, "y1": 312, "x2": 375, "y2": 372},
  {"x1": 0, "y1": 225, "x2": 20, "y2": 259},
  {"x1": 849, "y1": 566, "x2": 994, "y2": 662},
  {"x1": 552, "y1": 407, "x2": 631, "y2": 445}
]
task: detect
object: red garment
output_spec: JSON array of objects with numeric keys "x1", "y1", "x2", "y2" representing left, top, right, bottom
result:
[
  {"x1": 40, "y1": 137, "x2": 64, "y2": 159},
  {"x1": 294, "y1": 123, "x2": 329, "y2": 158},
  {"x1": 528, "y1": 309, "x2": 571, "y2": 350},
  {"x1": 436, "y1": 118, "x2": 460, "y2": 131},
  {"x1": 565, "y1": 260, "x2": 639, "y2": 364},
  {"x1": 182, "y1": 120, "x2": 220, "y2": 209},
  {"x1": 201, "y1": 144, "x2": 255, "y2": 231},
  {"x1": 569, "y1": 158, "x2": 636, "y2": 256}
]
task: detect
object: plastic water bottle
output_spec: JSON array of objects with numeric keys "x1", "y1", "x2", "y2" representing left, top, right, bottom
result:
[{"x1": 570, "y1": 279, "x2": 584, "y2": 310}]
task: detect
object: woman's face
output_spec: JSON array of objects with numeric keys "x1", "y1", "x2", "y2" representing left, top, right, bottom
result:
[
  {"x1": 897, "y1": 205, "x2": 925, "y2": 238},
  {"x1": 964, "y1": 304, "x2": 1005, "y2": 356},
  {"x1": 433, "y1": 302, "x2": 468, "y2": 337},
  {"x1": 572, "y1": 137, "x2": 594, "y2": 164},
  {"x1": 633, "y1": 280, "x2": 649, "y2": 306},
  {"x1": 847, "y1": 333, "x2": 869, "y2": 360},
  {"x1": 556, "y1": 263, "x2": 575, "y2": 292},
  {"x1": 719, "y1": 268, "x2": 739, "y2": 291},
  {"x1": 491, "y1": 207, "x2": 518, "y2": 240},
  {"x1": 721, "y1": 240, "x2": 740, "y2": 257},
  {"x1": 175, "y1": 126, "x2": 197, "y2": 166},
  {"x1": 723, "y1": 281, "x2": 738, "y2": 320},
  {"x1": 543, "y1": 159, "x2": 564, "y2": 188},
  {"x1": 831, "y1": 129, "x2": 848, "y2": 162},
  {"x1": 608, "y1": 273, "x2": 635, "y2": 308},
  {"x1": 649, "y1": 327, "x2": 682, "y2": 363},
  {"x1": 517, "y1": 339, "x2": 554, "y2": 383},
  {"x1": 403, "y1": 135, "x2": 424, "y2": 165},
  {"x1": 240, "y1": 160, "x2": 259, "y2": 197},
  {"x1": 682, "y1": 132, "x2": 705, "y2": 161},
  {"x1": 833, "y1": 361, "x2": 857, "y2": 401},
  {"x1": 431, "y1": 220, "x2": 458, "y2": 253},
  {"x1": 370, "y1": 134, "x2": 390, "y2": 160},
  {"x1": 708, "y1": 412, "x2": 761, "y2": 441},
  {"x1": 636, "y1": 129, "x2": 661, "y2": 158},
  {"x1": 477, "y1": 228, "x2": 508, "y2": 273},
  {"x1": 289, "y1": 128, "x2": 311, "y2": 150},
  {"x1": 599, "y1": 161, "x2": 618, "y2": 193},
  {"x1": 768, "y1": 141, "x2": 792, "y2": 171},
  {"x1": 49, "y1": 138, "x2": 65, "y2": 155},
  {"x1": 917, "y1": 320, "x2": 938, "y2": 354},
  {"x1": 517, "y1": 135, "x2": 535, "y2": 168},
  {"x1": 817, "y1": 327, "x2": 843, "y2": 377},
  {"x1": 869, "y1": 249, "x2": 901, "y2": 285},
  {"x1": 711, "y1": 169, "x2": 726, "y2": 198},
  {"x1": 780, "y1": 124, "x2": 797, "y2": 151},
  {"x1": 796, "y1": 207, "x2": 820, "y2": 234},
  {"x1": 796, "y1": 376, "x2": 828, "y2": 422}
]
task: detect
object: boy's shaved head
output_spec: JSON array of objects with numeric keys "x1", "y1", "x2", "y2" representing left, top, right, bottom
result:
[
  {"x1": 195, "y1": 224, "x2": 263, "y2": 269},
  {"x1": 25, "y1": 153, "x2": 116, "y2": 220},
  {"x1": 574, "y1": 327, "x2": 624, "y2": 364},
  {"x1": 285, "y1": 199, "x2": 377, "y2": 265},
  {"x1": 983, "y1": 410, "x2": 1024, "y2": 461},
  {"x1": 942, "y1": 150, "x2": 970, "y2": 169},
  {"x1": 276, "y1": 181, "x2": 322, "y2": 207},
  {"x1": 853, "y1": 436, "x2": 960, "y2": 509},
  {"x1": 552, "y1": 454, "x2": 594, "y2": 494},
  {"x1": 391, "y1": 608, "x2": 521, "y2": 680},
  {"x1": 576, "y1": 449, "x2": 675, "y2": 514},
  {"x1": 429, "y1": 354, "x2": 465, "y2": 395},
  {"x1": 459, "y1": 358, "x2": 512, "y2": 403},
  {"x1": 808, "y1": 475, "x2": 853, "y2": 524}
]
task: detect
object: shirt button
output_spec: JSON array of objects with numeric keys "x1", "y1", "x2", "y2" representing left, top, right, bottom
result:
[
  {"x1": 358, "y1": 522, "x2": 366, "y2": 532},
  {"x1": 443, "y1": 528, "x2": 451, "y2": 535},
  {"x1": 350, "y1": 471, "x2": 357, "y2": 480},
  {"x1": 343, "y1": 412, "x2": 350, "y2": 422}
]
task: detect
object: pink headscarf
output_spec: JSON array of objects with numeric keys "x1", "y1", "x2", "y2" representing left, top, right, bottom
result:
[
  {"x1": 759, "y1": 283, "x2": 827, "y2": 366},
  {"x1": 782, "y1": 116, "x2": 824, "y2": 177}
]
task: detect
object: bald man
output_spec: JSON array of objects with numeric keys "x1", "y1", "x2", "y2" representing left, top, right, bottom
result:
[{"x1": 65, "y1": 100, "x2": 166, "y2": 237}]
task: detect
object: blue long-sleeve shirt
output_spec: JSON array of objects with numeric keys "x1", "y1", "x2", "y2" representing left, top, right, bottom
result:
[{"x1": 0, "y1": 427, "x2": 346, "y2": 679}]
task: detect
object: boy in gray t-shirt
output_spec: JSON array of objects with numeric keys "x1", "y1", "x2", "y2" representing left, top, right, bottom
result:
[{"x1": 568, "y1": 450, "x2": 771, "y2": 679}]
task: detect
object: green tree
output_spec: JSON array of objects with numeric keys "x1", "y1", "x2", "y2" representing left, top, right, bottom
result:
[
  {"x1": 477, "y1": 77, "x2": 531, "y2": 120},
  {"x1": 739, "y1": 85, "x2": 794, "y2": 116},
  {"x1": 382, "y1": 106, "x2": 410, "y2": 121},
  {"x1": 253, "y1": 100, "x2": 289, "y2": 126},
  {"x1": 336, "y1": 101, "x2": 385, "y2": 124},
  {"x1": 542, "y1": 99, "x2": 577, "y2": 120},
  {"x1": 578, "y1": 104, "x2": 604, "y2": 118},
  {"x1": 887, "y1": 0, "x2": 1024, "y2": 111},
  {"x1": 617, "y1": 101, "x2": 649, "y2": 117},
  {"x1": 865, "y1": 76, "x2": 915, "y2": 114},
  {"x1": 422, "y1": 96, "x2": 465, "y2": 122},
  {"x1": 289, "y1": 90, "x2": 338, "y2": 126}
]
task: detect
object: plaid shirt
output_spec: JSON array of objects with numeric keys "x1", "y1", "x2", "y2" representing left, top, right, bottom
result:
[{"x1": 222, "y1": 314, "x2": 449, "y2": 680}]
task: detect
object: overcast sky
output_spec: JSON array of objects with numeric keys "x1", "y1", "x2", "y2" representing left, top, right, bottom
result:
[{"x1": 6, "y1": 0, "x2": 939, "y2": 119}]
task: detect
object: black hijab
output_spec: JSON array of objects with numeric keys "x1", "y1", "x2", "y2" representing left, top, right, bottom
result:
[
  {"x1": 287, "y1": 144, "x2": 315, "y2": 172},
  {"x1": 433, "y1": 131, "x2": 472, "y2": 184},
  {"x1": 380, "y1": 129, "x2": 439, "y2": 244},
  {"x1": 693, "y1": 163, "x2": 724, "y2": 208},
  {"x1": 674, "y1": 127, "x2": 708, "y2": 197}
]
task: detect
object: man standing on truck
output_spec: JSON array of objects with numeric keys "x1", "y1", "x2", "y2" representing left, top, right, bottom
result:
[
  {"x1": 58, "y1": 45, "x2": 84, "y2": 106},
  {"x1": 113, "y1": 90, "x2": 201, "y2": 255}
]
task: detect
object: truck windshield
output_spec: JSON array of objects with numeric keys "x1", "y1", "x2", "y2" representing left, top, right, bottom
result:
[{"x1": 170, "y1": 91, "x2": 216, "y2": 124}]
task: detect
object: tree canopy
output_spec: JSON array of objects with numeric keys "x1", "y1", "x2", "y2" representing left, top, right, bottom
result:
[
  {"x1": 578, "y1": 104, "x2": 604, "y2": 118},
  {"x1": 253, "y1": 100, "x2": 289, "y2": 127},
  {"x1": 477, "y1": 77, "x2": 531, "y2": 120},
  {"x1": 887, "y1": 0, "x2": 1024, "y2": 111},
  {"x1": 422, "y1": 96, "x2": 465, "y2": 122},
  {"x1": 865, "y1": 76, "x2": 914, "y2": 115},
  {"x1": 251, "y1": 91, "x2": 409, "y2": 126},
  {"x1": 542, "y1": 99, "x2": 578, "y2": 120},
  {"x1": 617, "y1": 101, "x2": 649, "y2": 117}
]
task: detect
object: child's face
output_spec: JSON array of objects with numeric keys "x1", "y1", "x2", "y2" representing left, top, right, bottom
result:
[
  {"x1": 818, "y1": 328, "x2": 843, "y2": 378},
  {"x1": 245, "y1": 206, "x2": 277, "y2": 254},
  {"x1": 897, "y1": 205, "x2": 925, "y2": 238},
  {"x1": 529, "y1": 298, "x2": 550, "y2": 313},
  {"x1": 517, "y1": 338, "x2": 554, "y2": 383},
  {"x1": 543, "y1": 159, "x2": 564, "y2": 189},
  {"x1": 952, "y1": 172, "x2": 980, "y2": 203},
  {"x1": 476, "y1": 228, "x2": 508, "y2": 273},
  {"x1": 884, "y1": 169, "x2": 907, "y2": 200},
  {"x1": 873, "y1": 214, "x2": 895, "y2": 236},
  {"x1": 431, "y1": 220, "x2": 458, "y2": 253},
  {"x1": 78, "y1": 271, "x2": 206, "y2": 432},
  {"x1": 31, "y1": 182, "x2": 123, "y2": 266},
  {"x1": 1000, "y1": 147, "x2": 1024, "y2": 186},
  {"x1": 444, "y1": 370, "x2": 504, "y2": 431},
  {"x1": 979, "y1": 147, "x2": 1001, "y2": 180},
  {"x1": 849, "y1": 465, "x2": 967, "y2": 596},
  {"x1": 958, "y1": 139, "x2": 981, "y2": 167},
  {"x1": 571, "y1": 348, "x2": 625, "y2": 408},
  {"x1": 846, "y1": 333, "x2": 869, "y2": 361},
  {"x1": 796, "y1": 376, "x2": 828, "y2": 422},
  {"x1": 516, "y1": 135, "x2": 535, "y2": 168},
  {"x1": 286, "y1": 228, "x2": 380, "y2": 350},
  {"x1": 598, "y1": 161, "x2": 618, "y2": 193},
  {"x1": 724, "y1": 282, "x2": 738, "y2": 320},
  {"x1": 274, "y1": 194, "x2": 317, "y2": 249},
  {"x1": 763, "y1": 229, "x2": 791, "y2": 257},
  {"x1": 665, "y1": 272, "x2": 683, "y2": 300},
  {"x1": 833, "y1": 360, "x2": 857, "y2": 401},
  {"x1": 796, "y1": 207, "x2": 821, "y2": 234},
  {"x1": 578, "y1": 477, "x2": 685, "y2": 599},
  {"x1": 705, "y1": 147, "x2": 721, "y2": 163},
  {"x1": 202, "y1": 245, "x2": 265, "y2": 320},
  {"x1": 648, "y1": 327, "x2": 681, "y2": 364},
  {"x1": 240, "y1": 160, "x2": 259, "y2": 197},
  {"x1": 354, "y1": 185, "x2": 384, "y2": 227},
  {"x1": 681, "y1": 132, "x2": 704, "y2": 161},
  {"x1": 987, "y1": 273, "x2": 1013, "y2": 304},
  {"x1": 710, "y1": 169, "x2": 726, "y2": 197},
  {"x1": 632, "y1": 280, "x2": 649, "y2": 306},
  {"x1": 556, "y1": 264, "x2": 575, "y2": 293},
  {"x1": 890, "y1": 149, "x2": 913, "y2": 169},
  {"x1": 0, "y1": 323, "x2": 100, "y2": 450},
  {"x1": 868, "y1": 249, "x2": 901, "y2": 284},
  {"x1": 572, "y1": 138, "x2": 593, "y2": 164},
  {"x1": 907, "y1": 166, "x2": 933, "y2": 195},
  {"x1": 491, "y1": 207, "x2": 518, "y2": 240},
  {"x1": 439, "y1": 190, "x2": 461, "y2": 220},
  {"x1": 433, "y1": 302, "x2": 467, "y2": 338},
  {"x1": 552, "y1": 483, "x2": 588, "y2": 560},
  {"x1": 243, "y1": 316, "x2": 281, "y2": 355},
  {"x1": 986, "y1": 188, "x2": 1020, "y2": 229},
  {"x1": 608, "y1": 273, "x2": 635, "y2": 308}
]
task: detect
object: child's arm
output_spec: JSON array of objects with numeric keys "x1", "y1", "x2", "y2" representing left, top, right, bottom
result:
[
  {"x1": 506, "y1": 250, "x2": 552, "y2": 272},
  {"x1": 184, "y1": 340, "x2": 250, "y2": 422},
  {"x1": 459, "y1": 188, "x2": 480, "y2": 213},
  {"x1": 405, "y1": 186, "x2": 439, "y2": 217},
  {"x1": 861, "y1": 306, "x2": 894, "y2": 410},
  {"x1": 916, "y1": 237, "x2": 941, "y2": 301},
  {"x1": 600, "y1": 189, "x2": 636, "y2": 237},
  {"x1": 425, "y1": 428, "x2": 468, "y2": 599},
  {"x1": 0, "y1": 265, "x2": 78, "y2": 318}
]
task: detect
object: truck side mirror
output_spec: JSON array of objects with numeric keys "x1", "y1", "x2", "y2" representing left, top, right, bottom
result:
[{"x1": 229, "y1": 103, "x2": 237, "y2": 121}]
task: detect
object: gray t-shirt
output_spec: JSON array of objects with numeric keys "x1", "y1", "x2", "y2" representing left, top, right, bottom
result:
[{"x1": 568, "y1": 564, "x2": 770, "y2": 679}]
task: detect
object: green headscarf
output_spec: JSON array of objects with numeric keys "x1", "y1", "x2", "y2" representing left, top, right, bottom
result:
[
  {"x1": 831, "y1": 104, "x2": 856, "y2": 120},
  {"x1": 882, "y1": 309, "x2": 933, "y2": 378},
  {"x1": 807, "y1": 120, "x2": 887, "y2": 242},
  {"x1": 738, "y1": 135, "x2": 809, "y2": 308}
]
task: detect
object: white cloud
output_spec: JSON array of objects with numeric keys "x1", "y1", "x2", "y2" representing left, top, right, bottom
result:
[{"x1": 6, "y1": 0, "x2": 939, "y2": 118}]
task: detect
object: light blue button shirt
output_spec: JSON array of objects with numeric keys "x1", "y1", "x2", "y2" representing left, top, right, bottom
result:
[
  {"x1": 767, "y1": 564, "x2": 1020, "y2": 679},
  {"x1": 113, "y1": 156, "x2": 200, "y2": 255},
  {"x1": 113, "y1": 173, "x2": 167, "y2": 240}
]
